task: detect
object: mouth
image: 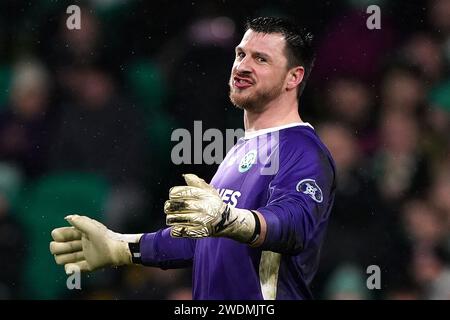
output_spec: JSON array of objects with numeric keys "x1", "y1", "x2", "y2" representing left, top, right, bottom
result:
[{"x1": 233, "y1": 76, "x2": 253, "y2": 89}]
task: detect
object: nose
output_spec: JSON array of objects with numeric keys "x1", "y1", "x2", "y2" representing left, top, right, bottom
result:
[{"x1": 235, "y1": 56, "x2": 252, "y2": 74}]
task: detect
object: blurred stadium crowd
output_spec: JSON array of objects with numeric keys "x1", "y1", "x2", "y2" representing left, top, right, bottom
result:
[{"x1": 0, "y1": 0, "x2": 449, "y2": 300}]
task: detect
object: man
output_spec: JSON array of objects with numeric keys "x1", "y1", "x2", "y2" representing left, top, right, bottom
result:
[{"x1": 50, "y1": 17, "x2": 336, "y2": 300}]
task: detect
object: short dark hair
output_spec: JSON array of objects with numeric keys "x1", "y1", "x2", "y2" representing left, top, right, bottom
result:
[{"x1": 245, "y1": 17, "x2": 315, "y2": 99}]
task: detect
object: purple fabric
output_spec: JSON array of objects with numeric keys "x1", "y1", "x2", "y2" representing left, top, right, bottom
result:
[
  {"x1": 140, "y1": 228, "x2": 196, "y2": 269},
  {"x1": 140, "y1": 125, "x2": 336, "y2": 299}
]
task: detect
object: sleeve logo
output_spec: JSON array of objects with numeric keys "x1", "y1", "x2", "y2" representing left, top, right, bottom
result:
[{"x1": 296, "y1": 179, "x2": 323, "y2": 203}]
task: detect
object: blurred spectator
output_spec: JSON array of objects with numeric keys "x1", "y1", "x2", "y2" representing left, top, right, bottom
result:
[
  {"x1": 428, "y1": 0, "x2": 450, "y2": 40},
  {"x1": 323, "y1": 264, "x2": 370, "y2": 300},
  {"x1": 398, "y1": 198, "x2": 449, "y2": 298},
  {"x1": 318, "y1": 122, "x2": 409, "y2": 297},
  {"x1": 165, "y1": 16, "x2": 239, "y2": 131},
  {"x1": 49, "y1": 65, "x2": 148, "y2": 230},
  {"x1": 162, "y1": 15, "x2": 241, "y2": 183},
  {"x1": 325, "y1": 77, "x2": 372, "y2": 128},
  {"x1": 317, "y1": 124, "x2": 379, "y2": 293},
  {"x1": 402, "y1": 200, "x2": 446, "y2": 248},
  {"x1": 427, "y1": 169, "x2": 450, "y2": 230},
  {"x1": 380, "y1": 63, "x2": 426, "y2": 114},
  {"x1": 323, "y1": 77, "x2": 377, "y2": 155},
  {"x1": 426, "y1": 0, "x2": 450, "y2": 88},
  {"x1": 53, "y1": 8, "x2": 102, "y2": 68},
  {"x1": 319, "y1": 122, "x2": 372, "y2": 237},
  {"x1": 425, "y1": 79, "x2": 450, "y2": 162},
  {"x1": 51, "y1": 66, "x2": 146, "y2": 182},
  {"x1": 0, "y1": 59, "x2": 55, "y2": 178},
  {"x1": 0, "y1": 190, "x2": 26, "y2": 299},
  {"x1": 411, "y1": 243, "x2": 450, "y2": 299},
  {"x1": 402, "y1": 33, "x2": 445, "y2": 83},
  {"x1": 372, "y1": 110, "x2": 430, "y2": 205}
]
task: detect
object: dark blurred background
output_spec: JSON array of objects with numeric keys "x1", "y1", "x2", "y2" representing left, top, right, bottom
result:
[{"x1": 0, "y1": 0, "x2": 449, "y2": 300}]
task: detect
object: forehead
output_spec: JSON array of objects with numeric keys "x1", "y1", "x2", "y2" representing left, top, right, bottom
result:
[{"x1": 237, "y1": 30, "x2": 287, "y2": 58}]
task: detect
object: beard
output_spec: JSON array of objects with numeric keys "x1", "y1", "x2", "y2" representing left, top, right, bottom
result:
[{"x1": 228, "y1": 78, "x2": 284, "y2": 112}]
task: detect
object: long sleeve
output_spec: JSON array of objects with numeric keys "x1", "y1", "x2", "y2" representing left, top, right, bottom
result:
[
  {"x1": 139, "y1": 228, "x2": 196, "y2": 269},
  {"x1": 257, "y1": 135, "x2": 336, "y2": 255}
]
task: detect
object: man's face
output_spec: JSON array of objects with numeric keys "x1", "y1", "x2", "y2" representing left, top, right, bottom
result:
[{"x1": 229, "y1": 30, "x2": 290, "y2": 111}]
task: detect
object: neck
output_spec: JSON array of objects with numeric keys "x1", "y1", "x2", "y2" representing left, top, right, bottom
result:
[{"x1": 243, "y1": 95, "x2": 303, "y2": 131}]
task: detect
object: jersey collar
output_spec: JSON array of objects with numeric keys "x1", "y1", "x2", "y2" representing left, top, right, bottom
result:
[{"x1": 243, "y1": 122, "x2": 314, "y2": 140}]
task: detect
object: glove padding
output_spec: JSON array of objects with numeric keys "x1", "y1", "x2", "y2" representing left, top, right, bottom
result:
[
  {"x1": 164, "y1": 174, "x2": 257, "y2": 243},
  {"x1": 50, "y1": 215, "x2": 142, "y2": 274}
]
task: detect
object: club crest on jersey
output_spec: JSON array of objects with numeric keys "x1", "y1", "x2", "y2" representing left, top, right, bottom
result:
[
  {"x1": 296, "y1": 179, "x2": 323, "y2": 203},
  {"x1": 238, "y1": 149, "x2": 257, "y2": 173}
]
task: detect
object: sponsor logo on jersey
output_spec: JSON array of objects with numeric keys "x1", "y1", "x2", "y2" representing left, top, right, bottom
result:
[
  {"x1": 296, "y1": 179, "x2": 323, "y2": 203},
  {"x1": 218, "y1": 189, "x2": 241, "y2": 207},
  {"x1": 238, "y1": 149, "x2": 257, "y2": 173}
]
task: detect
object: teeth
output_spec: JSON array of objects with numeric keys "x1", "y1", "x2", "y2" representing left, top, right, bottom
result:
[{"x1": 235, "y1": 78, "x2": 251, "y2": 86}]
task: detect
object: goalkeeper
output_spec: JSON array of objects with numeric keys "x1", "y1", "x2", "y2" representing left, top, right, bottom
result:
[{"x1": 50, "y1": 17, "x2": 336, "y2": 300}]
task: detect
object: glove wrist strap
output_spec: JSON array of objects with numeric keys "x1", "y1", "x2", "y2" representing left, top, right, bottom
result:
[
  {"x1": 128, "y1": 242, "x2": 142, "y2": 264},
  {"x1": 248, "y1": 210, "x2": 261, "y2": 245}
]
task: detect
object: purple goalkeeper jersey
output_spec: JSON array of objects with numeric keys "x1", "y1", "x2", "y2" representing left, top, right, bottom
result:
[{"x1": 140, "y1": 123, "x2": 336, "y2": 300}]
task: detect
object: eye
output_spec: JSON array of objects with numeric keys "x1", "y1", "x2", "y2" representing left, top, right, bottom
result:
[
  {"x1": 256, "y1": 56, "x2": 266, "y2": 63},
  {"x1": 236, "y1": 51, "x2": 245, "y2": 59}
]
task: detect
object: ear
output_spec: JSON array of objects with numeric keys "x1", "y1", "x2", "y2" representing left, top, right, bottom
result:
[{"x1": 286, "y1": 66, "x2": 305, "y2": 91}]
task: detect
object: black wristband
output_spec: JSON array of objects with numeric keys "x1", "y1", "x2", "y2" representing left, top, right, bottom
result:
[
  {"x1": 249, "y1": 210, "x2": 261, "y2": 244},
  {"x1": 128, "y1": 242, "x2": 142, "y2": 264}
]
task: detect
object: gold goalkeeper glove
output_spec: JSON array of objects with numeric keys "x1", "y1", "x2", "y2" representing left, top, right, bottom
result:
[
  {"x1": 49, "y1": 215, "x2": 142, "y2": 274},
  {"x1": 164, "y1": 174, "x2": 260, "y2": 244}
]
